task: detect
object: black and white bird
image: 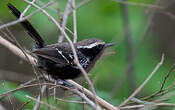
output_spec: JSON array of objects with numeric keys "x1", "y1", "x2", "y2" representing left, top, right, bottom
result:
[{"x1": 8, "y1": 3, "x2": 115, "y2": 81}]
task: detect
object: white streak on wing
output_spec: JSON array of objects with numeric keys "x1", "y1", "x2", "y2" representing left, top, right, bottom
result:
[
  {"x1": 77, "y1": 42, "x2": 105, "y2": 49},
  {"x1": 69, "y1": 54, "x2": 73, "y2": 59},
  {"x1": 69, "y1": 54, "x2": 74, "y2": 65},
  {"x1": 56, "y1": 48, "x2": 70, "y2": 64}
]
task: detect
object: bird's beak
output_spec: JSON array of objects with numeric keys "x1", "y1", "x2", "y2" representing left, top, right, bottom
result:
[{"x1": 104, "y1": 42, "x2": 116, "y2": 48}]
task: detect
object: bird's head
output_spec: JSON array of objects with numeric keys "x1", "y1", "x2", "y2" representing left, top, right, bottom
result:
[{"x1": 76, "y1": 38, "x2": 115, "y2": 57}]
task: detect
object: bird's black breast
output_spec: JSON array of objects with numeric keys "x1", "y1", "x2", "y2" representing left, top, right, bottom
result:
[{"x1": 37, "y1": 56, "x2": 81, "y2": 79}]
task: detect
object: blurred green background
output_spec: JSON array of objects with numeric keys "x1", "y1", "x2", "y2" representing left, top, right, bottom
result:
[{"x1": 1, "y1": 0, "x2": 175, "y2": 109}]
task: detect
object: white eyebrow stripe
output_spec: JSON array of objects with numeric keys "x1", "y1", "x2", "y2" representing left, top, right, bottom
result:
[
  {"x1": 56, "y1": 48, "x2": 70, "y2": 63},
  {"x1": 77, "y1": 42, "x2": 104, "y2": 49}
]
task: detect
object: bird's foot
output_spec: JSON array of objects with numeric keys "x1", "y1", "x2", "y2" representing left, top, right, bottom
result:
[{"x1": 57, "y1": 79, "x2": 73, "y2": 88}]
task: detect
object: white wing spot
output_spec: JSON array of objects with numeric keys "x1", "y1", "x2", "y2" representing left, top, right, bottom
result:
[
  {"x1": 69, "y1": 54, "x2": 73, "y2": 59},
  {"x1": 56, "y1": 48, "x2": 70, "y2": 64},
  {"x1": 69, "y1": 54, "x2": 74, "y2": 65}
]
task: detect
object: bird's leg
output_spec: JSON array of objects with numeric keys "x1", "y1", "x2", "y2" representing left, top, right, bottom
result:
[
  {"x1": 43, "y1": 74, "x2": 73, "y2": 87},
  {"x1": 57, "y1": 79, "x2": 73, "y2": 87}
]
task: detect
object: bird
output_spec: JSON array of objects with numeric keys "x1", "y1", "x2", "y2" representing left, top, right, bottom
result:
[{"x1": 7, "y1": 3, "x2": 115, "y2": 82}]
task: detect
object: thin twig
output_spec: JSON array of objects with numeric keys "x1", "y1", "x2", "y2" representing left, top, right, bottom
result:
[
  {"x1": 31, "y1": 67, "x2": 43, "y2": 109},
  {"x1": 121, "y1": 0, "x2": 135, "y2": 92},
  {"x1": 76, "y1": 0, "x2": 91, "y2": 9},
  {"x1": 26, "y1": 95, "x2": 59, "y2": 110},
  {"x1": 71, "y1": 0, "x2": 78, "y2": 43},
  {"x1": 1, "y1": 81, "x2": 15, "y2": 110},
  {"x1": 141, "y1": 63, "x2": 175, "y2": 100},
  {"x1": 19, "y1": 76, "x2": 42, "y2": 87},
  {"x1": 58, "y1": 0, "x2": 91, "y2": 42},
  {"x1": 72, "y1": 88, "x2": 97, "y2": 109},
  {"x1": 120, "y1": 102, "x2": 175, "y2": 109},
  {"x1": 46, "y1": 86, "x2": 50, "y2": 110},
  {"x1": 146, "y1": 86, "x2": 175, "y2": 100},
  {"x1": 112, "y1": 0, "x2": 163, "y2": 9},
  {"x1": 118, "y1": 54, "x2": 165, "y2": 107},
  {"x1": 112, "y1": 0, "x2": 161, "y2": 95},
  {"x1": 58, "y1": 0, "x2": 71, "y2": 43},
  {"x1": 160, "y1": 63, "x2": 175, "y2": 92},
  {"x1": 50, "y1": 80, "x2": 97, "y2": 109},
  {"x1": 0, "y1": 29, "x2": 14, "y2": 43},
  {"x1": 17, "y1": 100, "x2": 32, "y2": 110},
  {"x1": 53, "y1": 81, "x2": 57, "y2": 100},
  {"x1": 20, "y1": 0, "x2": 37, "y2": 19},
  {"x1": 33, "y1": 85, "x2": 47, "y2": 110},
  {"x1": 0, "y1": 1, "x2": 54, "y2": 30},
  {"x1": 0, "y1": 83, "x2": 41, "y2": 99},
  {"x1": 0, "y1": 82, "x2": 64, "y2": 99},
  {"x1": 68, "y1": 80, "x2": 119, "y2": 110},
  {"x1": 36, "y1": 0, "x2": 57, "y2": 13},
  {"x1": 56, "y1": 98, "x2": 87, "y2": 104},
  {"x1": 0, "y1": 36, "x2": 35, "y2": 64}
]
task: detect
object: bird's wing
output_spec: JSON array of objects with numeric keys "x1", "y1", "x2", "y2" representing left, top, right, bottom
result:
[{"x1": 32, "y1": 44, "x2": 74, "y2": 66}]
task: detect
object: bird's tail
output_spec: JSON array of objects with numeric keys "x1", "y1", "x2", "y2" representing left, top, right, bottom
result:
[{"x1": 7, "y1": 3, "x2": 46, "y2": 48}]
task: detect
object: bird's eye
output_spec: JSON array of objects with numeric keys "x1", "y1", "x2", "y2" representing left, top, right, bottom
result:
[{"x1": 97, "y1": 44, "x2": 103, "y2": 48}]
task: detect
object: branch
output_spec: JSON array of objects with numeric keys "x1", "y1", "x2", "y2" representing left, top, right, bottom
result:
[
  {"x1": 36, "y1": 0, "x2": 57, "y2": 13},
  {"x1": 141, "y1": 63, "x2": 175, "y2": 100},
  {"x1": 112, "y1": 0, "x2": 161, "y2": 95},
  {"x1": 118, "y1": 54, "x2": 164, "y2": 107},
  {"x1": 121, "y1": 0, "x2": 135, "y2": 91},
  {"x1": 120, "y1": 102, "x2": 175, "y2": 109},
  {"x1": 0, "y1": 36, "x2": 35, "y2": 64},
  {"x1": 26, "y1": 95, "x2": 59, "y2": 110},
  {"x1": 17, "y1": 100, "x2": 32, "y2": 110},
  {"x1": 72, "y1": 88, "x2": 97, "y2": 109},
  {"x1": 55, "y1": 98, "x2": 87, "y2": 104},
  {"x1": 58, "y1": 0, "x2": 91, "y2": 43},
  {"x1": 112, "y1": 0, "x2": 163, "y2": 9},
  {"x1": 0, "y1": 1, "x2": 54, "y2": 30},
  {"x1": 20, "y1": 0, "x2": 37, "y2": 19},
  {"x1": 71, "y1": 0, "x2": 78, "y2": 43},
  {"x1": 58, "y1": 0, "x2": 71, "y2": 43},
  {"x1": 68, "y1": 80, "x2": 119, "y2": 110},
  {"x1": 1, "y1": 81, "x2": 15, "y2": 110},
  {"x1": 33, "y1": 85, "x2": 47, "y2": 110}
]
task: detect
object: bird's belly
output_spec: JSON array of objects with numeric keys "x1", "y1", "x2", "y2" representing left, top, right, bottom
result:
[
  {"x1": 47, "y1": 65, "x2": 81, "y2": 80},
  {"x1": 37, "y1": 57, "x2": 81, "y2": 79}
]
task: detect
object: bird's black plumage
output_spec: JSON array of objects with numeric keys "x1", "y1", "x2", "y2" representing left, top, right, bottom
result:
[{"x1": 8, "y1": 3, "x2": 115, "y2": 80}]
